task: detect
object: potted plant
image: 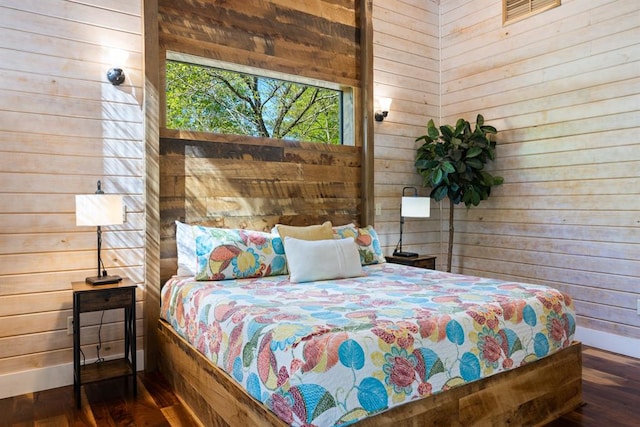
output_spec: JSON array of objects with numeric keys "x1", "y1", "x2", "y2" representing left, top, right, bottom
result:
[{"x1": 415, "y1": 114, "x2": 504, "y2": 272}]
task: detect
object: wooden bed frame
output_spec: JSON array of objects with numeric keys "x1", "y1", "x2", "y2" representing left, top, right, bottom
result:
[
  {"x1": 157, "y1": 319, "x2": 582, "y2": 426},
  {"x1": 156, "y1": 135, "x2": 583, "y2": 425}
]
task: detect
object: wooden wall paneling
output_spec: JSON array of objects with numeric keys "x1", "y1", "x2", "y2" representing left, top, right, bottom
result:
[
  {"x1": 359, "y1": 0, "x2": 375, "y2": 226},
  {"x1": 154, "y1": 0, "x2": 366, "y2": 287},
  {"x1": 439, "y1": 0, "x2": 640, "y2": 350},
  {"x1": 0, "y1": 2, "x2": 142, "y2": 57},
  {"x1": 0, "y1": 338, "x2": 145, "y2": 378},
  {"x1": 0, "y1": 248, "x2": 140, "y2": 279},
  {"x1": 3, "y1": 0, "x2": 141, "y2": 31},
  {"x1": 459, "y1": 206, "x2": 638, "y2": 231},
  {"x1": 158, "y1": 134, "x2": 362, "y2": 283},
  {"x1": 372, "y1": 0, "x2": 440, "y2": 261},
  {"x1": 0, "y1": 131, "x2": 143, "y2": 159},
  {"x1": 0, "y1": 301, "x2": 142, "y2": 339},
  {"x1": 452, "y1": 228, "x2": 638, "y2": 265},
  {"x1": 158, "y1": 0, "x2": 359, "y2": 87},
  {"x1": 0, "y1": 0, "x2": 144, "y2": 392},
  {"x1": 454, "y1": 243, "x2": 638, "y2": 283},
  {"x1": 0, "y1": 319, "x2": 144, "y2": 361},
  {"x1": 578, "y1": 317, "x2": 640, "y2": 343},
  {"x1": 154, "y1": 0, "x2": 367, "y2": 290},
  {"x1": 158, "y1": 133, "x2": 186, "y2": 282},
  {"x1": 144, "y1": 0, "x2": 162, "y2": 373},
  {"x1": 0, "y1": 321, "x2": 144, "y2": 372}
]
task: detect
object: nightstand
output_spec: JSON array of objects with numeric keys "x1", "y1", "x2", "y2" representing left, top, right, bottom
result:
[
  {"x1": 72, "y1": 278, "x2": 137, "y2": 408},
  {"x1": 385, "y1": 254, "x2": 437, "y2": 270}
]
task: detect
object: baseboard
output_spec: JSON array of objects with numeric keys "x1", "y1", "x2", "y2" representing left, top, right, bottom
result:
[
  {"x1": 575, "y1": 327, "x2": 640, "y2": 359},
  {"x1": 0, "y1": 350, "x2": 144, "y2": 400}
]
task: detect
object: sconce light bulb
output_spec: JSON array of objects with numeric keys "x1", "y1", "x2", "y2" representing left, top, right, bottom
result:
[
  {"x1": 107, "y1": 67, "x2": 125, "y2": 85},
  {"x1": 374, "y1": 96, "x2": 392, "y2": 122}
]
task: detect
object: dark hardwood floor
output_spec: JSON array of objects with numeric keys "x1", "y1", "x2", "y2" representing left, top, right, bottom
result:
[
  {"x1": 0, "y1": 370, "x2": 199, "y2": 427},
  {"x1": 546, "y1": 346, "x2": 640, "y2": 427},
  {"x1": 1, "y1": 346, "x2": 638, "y2": 426}
]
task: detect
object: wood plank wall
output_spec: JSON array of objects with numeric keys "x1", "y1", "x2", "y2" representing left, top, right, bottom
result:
[
  {"x1": 372, "y1": 0, "x2": 442, "y2": 261},
  {"x1": 438, "y1": 0, "x2": 640, "y2": 341},
  {"x1": 158, "y1": 0, "x2": 360, "y2": 89},
  {"x1": 159, "y1": 131, "x2": 361, "y2": 282},
  {"x1": 0, "y1": 0, "x2": 144, "y2": 397},
  {"x1": 155, "y1": 0, "x2": 366, "y2": 282}
]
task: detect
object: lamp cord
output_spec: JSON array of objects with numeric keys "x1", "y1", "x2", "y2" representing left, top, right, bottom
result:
[
  {"x1": 79, "y1": 310, "x2": 105, "y2": 366},
  {"x1": 95, "y1": 310, "x2": 105, "y2": 364}
]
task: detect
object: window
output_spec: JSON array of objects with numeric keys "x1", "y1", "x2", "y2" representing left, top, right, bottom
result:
[
  {"x1": 503, "y1": 0, "x2": 560, "y2": 24},
  {"x1": 165, "y1": 54, "x2": 351, "y2": 145}
]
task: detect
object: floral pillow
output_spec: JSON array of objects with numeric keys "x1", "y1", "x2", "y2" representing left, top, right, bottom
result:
[
  {"x1": 192, "y1": 226, "x2": 288, "y2": 281},
  {"x1": 332, "y1": 224, "x2": 386, "y2": 265}
]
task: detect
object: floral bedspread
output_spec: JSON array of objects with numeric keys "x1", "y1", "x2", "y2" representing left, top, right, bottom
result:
[{"x1": 160, "y1": 263, "x2": 576, "y2": 426}]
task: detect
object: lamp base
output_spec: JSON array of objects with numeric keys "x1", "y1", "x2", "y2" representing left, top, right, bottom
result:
[
  {"x1": 86, "y1": 275, "x2": 122, "y2": 285},
  {"x1": 392, "y1": 250, "x2": 419, "y2": 258}
]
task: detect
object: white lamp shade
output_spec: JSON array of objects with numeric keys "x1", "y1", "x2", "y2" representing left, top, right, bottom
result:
[
  {"x1": 75, "y1": 194, "x2": 124, "y2": 226},
  {"x1": 401, "y1": 196, "x2": 430, "y2": 218}
]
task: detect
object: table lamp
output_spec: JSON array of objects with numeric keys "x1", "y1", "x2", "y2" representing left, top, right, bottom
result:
[
  {"x1": 75, "y1": 181, "x2": 123, "y2": 285},
  {"x1": 393, "y1": 186, "x2": 430, "y2": 257}
]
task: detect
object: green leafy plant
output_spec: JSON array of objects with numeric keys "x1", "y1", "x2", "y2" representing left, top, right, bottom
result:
[{"x1": 415, "y1": 114, "x2": 504, "y2": 272}]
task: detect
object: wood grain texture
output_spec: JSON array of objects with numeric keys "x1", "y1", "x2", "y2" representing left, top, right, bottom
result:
[
  {"x1": 158, "y1": 320, "x2": 287, "y2": 427},
  {"x1": 158, "y1": 0, "x2": 360, "y2": 86},
  {"x1": 143, "y1": 0, "x2": 162, "y2": 374},
  {"x1": 359, "y1": 0, "x2": 375, "y2": 227},
  {"x1": 159, "y1": 131, "x2": 362, "y2": 282}
]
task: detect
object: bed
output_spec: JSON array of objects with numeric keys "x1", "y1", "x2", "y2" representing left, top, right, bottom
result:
[{"x1": 156, "y1": 223, "x2": 582, "y2": 426}]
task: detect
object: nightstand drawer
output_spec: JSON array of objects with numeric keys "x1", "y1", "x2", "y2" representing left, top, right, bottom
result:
[
  {"x1": 385, "y1": 255, "x2": 436, "y2": 270},
  {"x1": 410, "y1": 257, "x2": 436, "y2": 270},
  {"x1": 76, "y1": 288, "x2": 133, "y2": 312}
]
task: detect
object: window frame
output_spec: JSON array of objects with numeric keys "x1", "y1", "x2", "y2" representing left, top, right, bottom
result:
[{"x1": 165, "y1": 51, "x2": 355, "y2": 146}]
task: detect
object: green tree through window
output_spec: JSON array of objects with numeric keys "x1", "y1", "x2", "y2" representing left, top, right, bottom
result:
[{"x1": 166, "y1": 60, "x2": 343, "y2": 144}]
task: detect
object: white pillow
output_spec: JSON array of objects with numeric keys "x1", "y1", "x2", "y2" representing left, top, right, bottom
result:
[
  {"x1": 283, "y1": 237, "x2": 363, "y2": 283},
  {"x1": 175, "y1": 221, "x2": 197, "y2": 276}
]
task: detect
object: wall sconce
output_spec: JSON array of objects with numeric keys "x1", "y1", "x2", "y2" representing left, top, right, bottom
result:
[
  {"x1": 106, "y1": 67, "x2": 125, "y2": 85},
  {"x1": 374, "y1": 97, "x2": 392, "y2": 122},
  {"x1": 106, "y1": 48, "x2": 128, "y2": 85},
  {"x1": 393, "y1": 186, "x2": 430, "y2": 257}
]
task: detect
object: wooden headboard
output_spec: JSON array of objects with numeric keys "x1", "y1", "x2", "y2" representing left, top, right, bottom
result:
[{"x1": 159, "y1": 129, "x2": 362, "y2": 283}]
